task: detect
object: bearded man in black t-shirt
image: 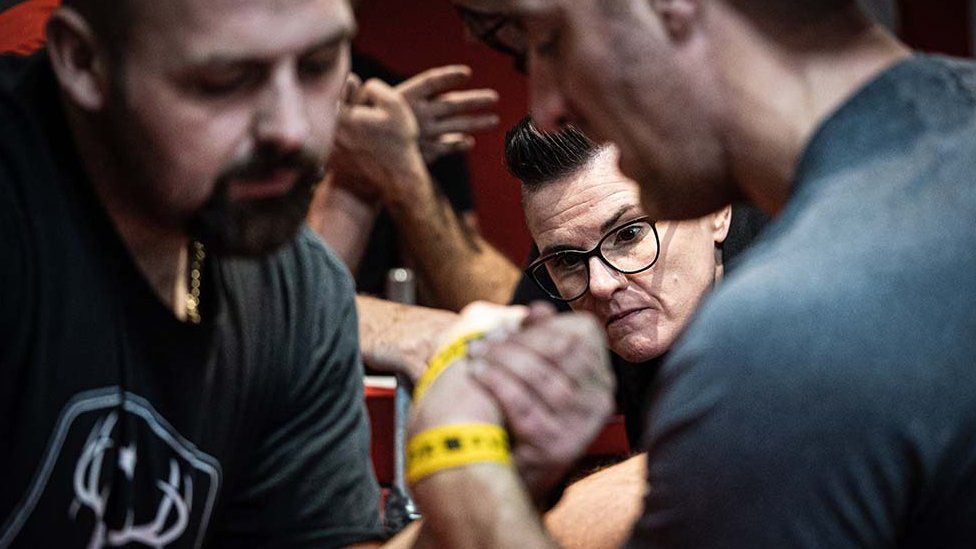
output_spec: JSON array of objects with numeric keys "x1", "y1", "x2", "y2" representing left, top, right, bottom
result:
[{"x1": 0, "y1": 1, "x2": 390, "y2": 546}]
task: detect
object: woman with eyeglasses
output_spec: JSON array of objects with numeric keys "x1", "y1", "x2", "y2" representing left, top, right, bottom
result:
[{"x1": 500, "y1": 117, "x2": 765, "y2": 548}]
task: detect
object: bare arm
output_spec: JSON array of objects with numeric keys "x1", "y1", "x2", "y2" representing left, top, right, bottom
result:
[
  {"x1": 544, "y1": 454, "x2": 647, "y2": 549},
  {"x1": 405, "y1": 346, "x2": 557, "y2": 549},
  {"x1": 350, "y1": 466, "x2": 552, "y2": 549},
  {"x1": 355, "y1": 295, "x2": 458, "y2": 383},
  {"x1": 329, "y1": 76, "x2": 519, "y2": 311},
  {"x1": 384, "y1": 155, "x2": 521, "y2": 311},
  {"x1": 357, "y1": 305, "x2": 616, "y2": 549},
  {"x1": 411, "y1": 464, "x2": 555, "y2": 549},
  {"x1": 391, "y1": 66, "x2": 520, "y2": 309}
]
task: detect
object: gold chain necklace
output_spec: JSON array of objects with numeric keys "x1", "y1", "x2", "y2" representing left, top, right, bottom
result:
[{"x1": 185, "y1": 241, "x2": 205, "y2": 324}]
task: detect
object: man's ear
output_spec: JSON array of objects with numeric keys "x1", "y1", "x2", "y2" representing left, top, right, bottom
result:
[
  {"x1": 45, "y1": 8, "x2": 111, "y2": 112},
  {"x1": 710, "y1": 204, "x2": 732, "y2": 245},
  {"x1": 652, "y1": 0, "x2": 701, "y2": 41}
]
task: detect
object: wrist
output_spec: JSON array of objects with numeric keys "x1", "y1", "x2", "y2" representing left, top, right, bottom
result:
[
  {"x1": 406, "y1": 423, "x2": 511, "y2": 486},
  {"x1": 382, "y1": 152, "x2": 435, "y2": 209},
  {"x1": 407, "y1": 363, "x2": 503, "y2": 436}
]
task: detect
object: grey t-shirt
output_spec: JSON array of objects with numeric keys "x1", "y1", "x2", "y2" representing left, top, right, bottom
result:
[
  {"x1": 0, "y1": 53, "x2": 383, "y2": 548},
  {"x1": 629, "y1": 55, "x2": 976, "y2": 548}
]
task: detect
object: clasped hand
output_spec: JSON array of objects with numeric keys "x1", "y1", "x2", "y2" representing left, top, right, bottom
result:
[
  {"x1": 329, "y1": 65, "x2": 499, "y2": 203},
  {"x1": 408, "y1": 302, "x2": 616, "y2": 504}
]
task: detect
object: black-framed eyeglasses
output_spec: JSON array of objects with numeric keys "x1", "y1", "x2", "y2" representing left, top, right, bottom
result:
[
  {"x1": 454, "y1": 6, "x2": 528, "y2": 73},
  {"x1": 526, "y1": 217, "x2": 660, "y2": 302}
]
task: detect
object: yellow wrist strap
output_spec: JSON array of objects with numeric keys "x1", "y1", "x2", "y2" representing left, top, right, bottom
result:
[
  {"x1": 406, "y1": 423, "x2": 511, "y2": 485},
  {"x1": 413, "y1": 331, "x2": 486, "y2": 402}
]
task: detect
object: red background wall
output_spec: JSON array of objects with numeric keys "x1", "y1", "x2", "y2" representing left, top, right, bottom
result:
[
  {"x1": 353, "y1": 0, "x2": 531, "y2": 262},
  {"x1": 353, "y1": 0, "x2": 972, "y2": 264}
]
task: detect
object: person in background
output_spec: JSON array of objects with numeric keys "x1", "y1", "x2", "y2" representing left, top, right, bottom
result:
[
  {"x1": 504, "y1": 117, "x2": 734, "y2": 548},
  {"x1": 310, "y1": 61, "x2": 522, "y2": 311},
  {"x1": 313, "y1": 52, "x2": 522, "y2": 309},
  {"x1": 347, "y1": 111, "x2": 764, "y2": 548},
  {"x1": 505, "y1": 117, "x2": 768, "y2": 444}
]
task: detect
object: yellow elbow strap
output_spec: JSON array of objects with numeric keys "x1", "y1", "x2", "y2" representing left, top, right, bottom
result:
[
  {"x1": 406, "y1": 423, "x2": 511, "y2": 485},
  {"x1": 412, "y1": 331, "x2": 486, "y2": 402}
]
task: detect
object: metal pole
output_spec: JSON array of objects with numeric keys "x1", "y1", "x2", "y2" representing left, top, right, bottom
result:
[{"x1": 383, "y1": 268, "x2": 421, "y2": 534}]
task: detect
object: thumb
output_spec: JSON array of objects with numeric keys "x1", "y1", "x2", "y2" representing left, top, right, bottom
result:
[
  {"x1": 357, "y1": 78, "x2": 409, "y2": 113},
  {"x1": 342, "y1": 73, "x2": 363, "y2": 105}
]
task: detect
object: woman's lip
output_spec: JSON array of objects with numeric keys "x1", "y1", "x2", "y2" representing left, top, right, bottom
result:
[{"x1": 606, "y1": 308, "x2": 650, "y2": 326}]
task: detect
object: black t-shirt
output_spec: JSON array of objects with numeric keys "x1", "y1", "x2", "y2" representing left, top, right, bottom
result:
[
  {"x1": 350, "y1": 52, "x2": 475, "y2": 297},
  {"x1": 0, "y1": 53, "x2": 383, "y2": 548}
]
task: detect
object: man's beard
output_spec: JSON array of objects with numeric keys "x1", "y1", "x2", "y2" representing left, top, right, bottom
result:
[
  {"x1": 188, "y1": 145, "x2": 324, "y2": 257},
  {"x1": 99, "y1": 73, "x2": 324, "y2": 259}
]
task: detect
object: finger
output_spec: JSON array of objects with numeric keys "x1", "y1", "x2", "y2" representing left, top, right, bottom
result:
[
  {"x1": 352, "y1": 77, "x2": 380, "y2": 105},
  {"x1": 522, "y1": 301, "x2": 558, "y2": 327},
  {"x1": 361, "y1": 349, "x2": 425, "y2": 384},
  {"x1": 450, "y1": 302, "x2": 528, "y2": 342},
  {"x1": 421, "y1": 89, "x2": 500, "y2": 118},
  {"x1": 509, "y1": 314, "x2": 613, "y2": 390},
  {"x1": 342, "y1": 73, "x2": 363, "y2": 104},
  {"x1": 469, "y1": 357, "x2": 565, "y2": 440},
  {"x1": 356, "y1": 78, "x2": 400, "y2": 108},
  {"x1": 472, "y1": 340, "x2": 579, "y2": 415},
  {"x1": 340, "y1": 102, "x2": 390, "y2": 129},
  {"x1": 397, "y1": 65, "x2": 472, "y2": 100},
  {"x1": 421, "y1": 113, "x2": 500, "y2": 138}
]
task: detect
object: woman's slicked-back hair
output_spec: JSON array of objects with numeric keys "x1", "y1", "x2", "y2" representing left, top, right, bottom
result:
[{"x1": 504, "y1": 116, "x2": 603, "y2": 188}]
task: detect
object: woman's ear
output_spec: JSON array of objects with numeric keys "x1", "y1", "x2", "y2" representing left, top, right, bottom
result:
[
  {"x1": 46, "y1": 7, "x2": 111, "y2": 111},
  {"x1": 711, "y1": 204, "x2": 733, "y2": 246}
]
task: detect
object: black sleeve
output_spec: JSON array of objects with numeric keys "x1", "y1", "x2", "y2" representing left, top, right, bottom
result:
[
  {"x1": 216, "y1": 236, "x2": 383, "y2": 548},
  {"x1": 427, "y1": 152, "x2": 474, "y2": 214},
  {"x1": 627, "y1": 301, "x2": 906, "y2": 548}
]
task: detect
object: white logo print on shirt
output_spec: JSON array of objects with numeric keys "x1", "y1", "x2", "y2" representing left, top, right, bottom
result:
[
  {"x1": 70, "y1": 411, "x2": 195, "y2": 548},
  {"x1": 0, "y1": 388, "x2": 222, "y2": 549}
]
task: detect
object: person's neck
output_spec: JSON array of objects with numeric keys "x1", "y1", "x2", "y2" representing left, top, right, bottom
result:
[
  {"x1": 716, "y1": 7, "x2": 911, "y2": 214},
  {"x1": 65, "y1": 102, "x2": 190, "y2": 317}
]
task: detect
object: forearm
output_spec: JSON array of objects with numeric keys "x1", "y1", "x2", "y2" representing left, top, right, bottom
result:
[
  {"x1": 355, "y1": 295, "x2": 459, "y2": 382},
  {"x1": 385, "y1": 162, "x2": 520, "y2": 312},
  {"x1": 308, "y1": 176, "x2": 380, "y2": 273},
  {"x1": 544, "y1": 453, "x2": 647, "y2": 549},
  {"x1": 411, "y1": 464, "x2": 556, "y2": 549}
]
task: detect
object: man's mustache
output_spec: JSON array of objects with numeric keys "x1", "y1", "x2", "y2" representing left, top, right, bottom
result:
[{"x1": 217, "y1": 146, "x2": 324, "y2": 185}]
